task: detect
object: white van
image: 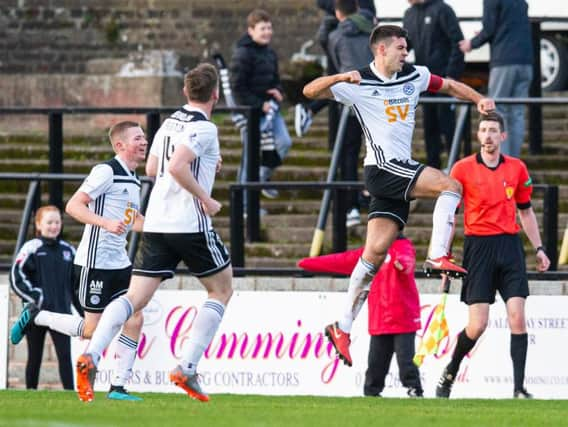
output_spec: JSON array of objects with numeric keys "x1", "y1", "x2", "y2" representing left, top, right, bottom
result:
[{"x1": 376, "y1": 0, "x2": 568, "y2": 91}]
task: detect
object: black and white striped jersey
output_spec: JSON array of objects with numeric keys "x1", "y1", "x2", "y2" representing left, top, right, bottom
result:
[
  {"x1": 74, "y1": 156, "x2": 141, "y2": 269},
  {"x1": 330, "y1": 62, "x2": 431, "y2": 166},
  {"x1": 144, "y1": 105, "x2": 220, "y2": 233}
]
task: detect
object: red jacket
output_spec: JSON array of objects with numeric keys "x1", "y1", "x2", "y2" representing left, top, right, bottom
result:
[
  {"x1": 297, "y1": 238, "x2": 421, "y2": 335},
  {"x1": 368, "y1": 238, "x2": 421, "y2": 335}
]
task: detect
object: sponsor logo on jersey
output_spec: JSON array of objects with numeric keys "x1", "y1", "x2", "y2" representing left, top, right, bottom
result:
[
  {"x1": 90, "y1": 295, "x2": 101, "y2": 305},
  {"x1": 372, "y1": 89, "x2": 381, "y2": 96},
  {"x1": 384, "y1": 97, "x2": 410, "y2": 106}
]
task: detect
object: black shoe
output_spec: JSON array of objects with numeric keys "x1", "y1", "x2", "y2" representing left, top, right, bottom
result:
[
  {"x1": 513, "y1": 388, "x2": 533, "y2": 399},
  {"x1": 407, "y1": 387, "x2": 424, "y2": 398},
  {"x1": 436, "y1": 367, "x2": 455, "y2": 398}
]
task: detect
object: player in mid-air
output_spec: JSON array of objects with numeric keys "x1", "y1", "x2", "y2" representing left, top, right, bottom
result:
[
  {"x1": 303, "y1": 24, "x2": 495, "y2": 367},
  {"x1": 75, "y1": 63, "x2": 232, "y2": 403}
]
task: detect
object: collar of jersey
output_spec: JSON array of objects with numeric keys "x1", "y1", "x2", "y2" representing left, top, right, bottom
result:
[
  {"x1": 370, "y1": 61, "x2": 397, "y2": 83},
  {"x1": 476, "y1": 152, "x2": 506, "y2": 170},
  {"x1": 182, "y1": 104, "x2": 210, "y2": 120},
  {"x1": 114, "y1": 155, "x2": 135, "y2": 176}
]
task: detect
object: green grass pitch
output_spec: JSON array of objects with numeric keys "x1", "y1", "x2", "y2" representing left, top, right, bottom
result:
[{"x1": 0, "y1": 390, "x2": 566, "y2": 427}]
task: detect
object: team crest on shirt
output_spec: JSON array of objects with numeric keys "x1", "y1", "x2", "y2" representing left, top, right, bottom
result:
[
  {"x1": 63, "y1": 250, "x2": 72, "y2": 262},
  {"x1": 403, "y1": 83, "x2": 415, "y2": 95},
  {"x1": 505, "y1": 186, "x2": 515, "y2": 199}
]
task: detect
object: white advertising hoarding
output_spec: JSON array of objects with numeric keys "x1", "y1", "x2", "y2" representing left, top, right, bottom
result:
[{"x1": 72, "y1": 290, "x2": 568, "y2": 398}]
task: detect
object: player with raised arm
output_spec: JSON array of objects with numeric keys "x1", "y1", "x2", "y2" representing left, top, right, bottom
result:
[{"x1": 303, "y1": 25, "x2": 495, "y2": 367}]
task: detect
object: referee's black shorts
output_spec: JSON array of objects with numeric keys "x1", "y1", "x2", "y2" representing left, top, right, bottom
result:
[
  {"x1": 461, "y1": 234, "x2": 529, "y2": 305},
  {"x1": 364, "y1": 159, "x2": 426, "y2": 229}
]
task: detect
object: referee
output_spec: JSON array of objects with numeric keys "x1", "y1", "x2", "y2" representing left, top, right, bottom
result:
[{"x1": 436, "y1": 111, "x2": 551, "y2": 399}]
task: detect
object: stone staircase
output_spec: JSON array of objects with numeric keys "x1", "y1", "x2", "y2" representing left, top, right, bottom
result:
[{"x1": 1, "y1": 104, "x2": 568, "y2": 271}]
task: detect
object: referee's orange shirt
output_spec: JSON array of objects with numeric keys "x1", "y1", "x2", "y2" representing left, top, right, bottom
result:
[{"x1": 450, "y1": 153, "x2": 533, "y2": 236}]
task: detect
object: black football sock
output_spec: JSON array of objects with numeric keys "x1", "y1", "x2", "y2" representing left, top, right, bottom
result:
[
  {"x1": 447, "y1": 329, "x2": 477, "y2": 376},
  {"x1": 511, "y1": 333, "x2": 528, "y2": 391}
]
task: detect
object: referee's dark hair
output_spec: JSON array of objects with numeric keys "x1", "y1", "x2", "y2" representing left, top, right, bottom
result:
[
  {"x1": 184, "y1": 63, "x2": 219, "y2": 103},
  {"x1": 479, "y1": 111, "x2": 506, "y2": 132},
  {"x1": 335, "y1": 0, "x2": 359, "y2": 16},
  {"x1": 369, "y1": 25, "x2": 408, "y2": 49}
]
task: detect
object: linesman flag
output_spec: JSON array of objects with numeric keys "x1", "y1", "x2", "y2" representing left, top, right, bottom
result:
[{"x1": 413, "y1": 277, "x2": 450, "y2": 367}]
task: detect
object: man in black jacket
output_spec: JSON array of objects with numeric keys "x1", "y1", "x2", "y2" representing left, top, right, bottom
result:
[
  {"x1": 459, "y1": 0, "x2": 533, "y2": 158},
  {"x1": 230, "y1": 9, "x2": 292, "y2": 199},
  {"x1": 295, "y1": 0, "x2": 376, "y2": 140},
  {"x1": 404, "y1": 0, "x2": 465, "y2": 169}
]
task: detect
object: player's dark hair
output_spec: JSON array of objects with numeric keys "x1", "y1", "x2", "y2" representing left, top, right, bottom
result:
[
  {"x1": 335, "y1": 0, "x2": 359, "y2": 16},
  {"x1": 184, "y1": 63, "x2": 219, "y2": 103},
  {"x1": 479, "y1": 111, "x2": 506, "y2": 132},
  {"x1": 369, "y1": 25, "x2": 408, "y2": 48}
]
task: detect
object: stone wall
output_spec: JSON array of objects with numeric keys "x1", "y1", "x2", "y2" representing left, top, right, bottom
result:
[{"x1": 0, "y1": 0, "x2": 322, "y2": 76}]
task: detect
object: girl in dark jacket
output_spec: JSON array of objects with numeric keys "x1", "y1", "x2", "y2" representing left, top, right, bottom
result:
[{"x1": 10, "y1": 205, "x2": 77, "y2": 389}]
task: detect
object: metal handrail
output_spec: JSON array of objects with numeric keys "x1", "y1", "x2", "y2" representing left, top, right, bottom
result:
[{"x1": 229, "y1": 181, "x2": 559, "y2": 272}]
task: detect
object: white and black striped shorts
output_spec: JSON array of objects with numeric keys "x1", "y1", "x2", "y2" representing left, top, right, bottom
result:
[{"x1": 364, "y1": 159, "x2": 426, "y2": 228}]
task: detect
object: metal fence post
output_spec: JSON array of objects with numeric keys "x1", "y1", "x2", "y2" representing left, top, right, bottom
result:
[
  {"x1": 463, "y1": 105, "x2": 472, "y2": 157},
  {"x1": 245, "y1": 108, "x2": 261, "y2": 242},
  {"x1": 230, "y1": 186, "x2": 245, "y2": 268},
  {"x1": 146, "y1": 111, "x2": 161, "y2": 153},
  {"x1": 529, "y1": 20, "x2": 543, "y2": 154},
  {"x1": 48, "y1": 112, "x2": 64, "y2": 210},
  {"x1": 542, "y1": 185, "x2": 558, "y2": 271},
  {"x1": 14, "y1": 180, "x2": 40, "y2": 259},
  {"x1": 332, "y1": 188, "x2": 347, "y2": 253}
]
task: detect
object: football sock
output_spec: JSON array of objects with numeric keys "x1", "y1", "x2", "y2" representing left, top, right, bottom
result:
[
  {"x1": 430, "y1": 191, "x2": 460, "y2": 259},
  {"x1": 87, "y1": 295, "x2": 134, "y2": 365},
  {"x1": 111, "y1": 334, "x2": 138, "y2": 387},
  {"x1": 338, "y1": 257, "x2": 376, "y2": 333},
  {"x1": 181, "y1": 299, "x2": 225, "y2": 375},
  {"x1": 511, "y1": 333, "x2": 528, "y2": 391},
  {"x1": 447, "y1": 329, "x2": 477, "y2": 376},
  {"x1": 34, "y1": 310, "x2": 84, "y2": 337}
]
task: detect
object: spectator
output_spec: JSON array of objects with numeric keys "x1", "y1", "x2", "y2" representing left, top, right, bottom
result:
[
  {"x1": 459, "y1": 0, "x2": 533, "y2": 158},
  {"x1": 295, "y1": 0, "x2": 377, "y2": 139},
  {"x1": 327, "y1": 0, "x2": 374, "y2": 227},
  {"x1": 230, "y1": 9, "x2": 292, "y2": 200},
  {"x1": 10, "y1": 205, "x2": 78, "y2": 390},
  {"x1": 365, "y1": 235, "x2": 423, "y2": 398},
  {"x1": 404, "y1": 0, "x2": 465, "y2": 169}
]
